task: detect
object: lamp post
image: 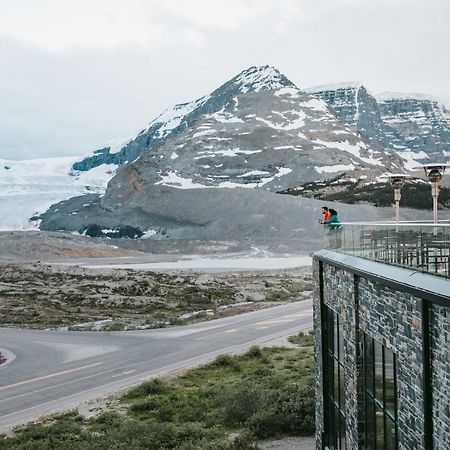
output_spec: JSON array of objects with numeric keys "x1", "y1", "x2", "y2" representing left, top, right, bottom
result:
[
  {"x1": 416, "y1": 164, "x2": 450, "y2": 224},
  {"x1": 386, "y1": 174, "x2": 410, "y2": 223}
]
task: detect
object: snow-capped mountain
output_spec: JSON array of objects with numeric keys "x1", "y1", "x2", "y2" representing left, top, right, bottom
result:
[
  {"x1": 72, "y1": 66, "x2": 295, "y2": 172},
  {"x1": 305, "y1": 83, "x2": 450, "y2": 167},
  {"x1": 1, "y1": 66, "x2": 296, "y2": 230},
  {"x1": 40, "y1": 85, "x2": 403, "y2": 236},
  {"x1": 104, "y1": 86, "x2": 400, "y2": 205},
  {"x1": 4, "y1": 66, "x2": 447, "y2": 232},
  {"x1": 0, "y1": 157, "x2": 114, "y2": 230}
]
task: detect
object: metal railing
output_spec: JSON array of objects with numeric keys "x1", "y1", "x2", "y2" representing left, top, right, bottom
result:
[{"x1": 324, "y1": 222, "x2": 450, "y2": 279}]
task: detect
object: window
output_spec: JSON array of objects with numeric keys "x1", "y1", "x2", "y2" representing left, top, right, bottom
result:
[
  {"x1": 323, "y1": 305, "x2": 346, "y2": 450},
  {"x1": 363, "y1": 334, "x2": 398, "y2": 450}
]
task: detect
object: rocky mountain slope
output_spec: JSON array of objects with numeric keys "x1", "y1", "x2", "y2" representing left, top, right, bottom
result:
[
  {"x1": 39, "y1": 183, "x2": 387, "y2": 248},
  {"x1": 72, "y1": 66, "x2": 296, "y2": 172},
  {"x1": 40, "y1": 83, "x2": 406, "y2": 243},
  {"x1": 103, "y1": 86, "x2": 401, "y2": 205},
  {"x1": 377, "y1": 93, "x2": 450, "y2": 162},
  {"x1": 305, "y1": 84, "x2": 450, "y2": 166}
]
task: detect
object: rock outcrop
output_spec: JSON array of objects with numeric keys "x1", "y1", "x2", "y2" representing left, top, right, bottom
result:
[
  {"x1": 377, "y1": 93, "x2": 450, "y2": 162},
  {"x1": 305, "y1": 84, "x2": 450, "y2": 166}
]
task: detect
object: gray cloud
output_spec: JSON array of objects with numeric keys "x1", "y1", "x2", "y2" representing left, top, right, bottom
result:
[{"x1": 0, "y1": 0, "x2": 449, "y2": 159}]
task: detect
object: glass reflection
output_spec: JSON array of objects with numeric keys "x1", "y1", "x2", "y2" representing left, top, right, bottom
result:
[{"x1": 374, "y1": 340, "x2": 383, "y2": 402}]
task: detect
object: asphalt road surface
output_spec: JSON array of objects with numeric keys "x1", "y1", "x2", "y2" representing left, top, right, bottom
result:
[{"x1": 0, "y1": 300, "x2": 312, "y2": 432}]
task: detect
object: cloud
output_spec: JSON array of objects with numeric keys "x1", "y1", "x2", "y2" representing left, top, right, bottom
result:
[
  {"x1": 0, "y1": 0, "x2": 449, "y2": 159},
  {"x1": 0, "y1": 0, "x2": 164, "y2": 51},
  {"x1": 0, "y1": 0, "x2": 311, "y2": 51}
]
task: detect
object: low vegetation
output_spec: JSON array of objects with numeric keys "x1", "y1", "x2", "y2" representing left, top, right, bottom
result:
[
  {"x1": 0, "y1": 264, "x2": 312, "y2": 330},
  {"x1": 0, "y1": 341, "x2": 315, "y2": 449}
]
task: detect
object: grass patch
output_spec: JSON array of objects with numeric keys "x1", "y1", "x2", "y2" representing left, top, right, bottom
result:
[
  {"x1": 1, "y1": 345, "x2": 315, "y2": 449},
  {"x1": 289, "y1": 330, "x2": 314, "y2": 347}
]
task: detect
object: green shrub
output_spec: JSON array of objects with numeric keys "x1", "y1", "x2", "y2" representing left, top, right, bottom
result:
[
  {"x1": 92, "y1": 411, "x2": 122, "y2": 427},
  {"x1": 245, "y1": 346, "x2": 263, "y2": 358},
  {"x1": 124, "y1": 378, "x2": 169, "y2": 399},
  {"x1": 216, "y1": 380, "x2": 267, "y2": 426},
  {"x1": 248, "y1": 381, "x2": 315, "y2": 438},
  {"x1": 129, "y1": 395, "x2": 176, "y2": 422},
  {"x1": 212, "y1": 354, "x2": 241, "y2": 372}
]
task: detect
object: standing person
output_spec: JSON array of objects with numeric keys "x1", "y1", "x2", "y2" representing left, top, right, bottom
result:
[
  {"x1": 322, "y1": 208, "x2": 342, "y2": 248},
  {"x1": 319, "y1": 206, "x2": 331, "y2": 224}
]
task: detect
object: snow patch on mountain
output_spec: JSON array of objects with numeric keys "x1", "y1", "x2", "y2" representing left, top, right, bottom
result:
[
  {"x1": 255, "y1": 112, "x2": 306, "y2": 131},
  {"x1": 194, "y1": 148, "x2": 262, "y2": 159},
  {"x1": 151, "y1": 96, "x2": 211, "y2": 139},
  {"x1": 303, "y1": 82, "x2": 366, "y2": 93},
  {"x1": 155, "y1": 166, "x2": 292, "y2": 190},
  {"x1": 315, "y1": 164, "x2": 356, "y2": 173},
  {"x1": 312, "y1": 139, "x2": 383, "y2": 166},
  {"x1": 274, "y1": 87, "x2": 301, "y2": 98},
  {"x1": 376, "y1": 92, "x2": 443, "y2": 103},
  {"x1": 397, "y1": 151, "x2": 429, "y2": 171}
]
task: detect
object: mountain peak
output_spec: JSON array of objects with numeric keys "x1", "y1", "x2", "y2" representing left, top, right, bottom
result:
[
  {"x1": 73, "y1": 65, "x2": 297, "y2": 172},
  {"x1": 230, "y1": 65, "x2": 297, "y2": 93}
]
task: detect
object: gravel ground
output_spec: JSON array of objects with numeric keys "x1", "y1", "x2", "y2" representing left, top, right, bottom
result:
[{"x1": 259, "y1": 436, "x2": 315, "y2": 450}]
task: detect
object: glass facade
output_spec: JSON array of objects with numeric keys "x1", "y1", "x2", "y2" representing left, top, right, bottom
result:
[
  {"x1": 321, "y1": 303, "x2": 398, "y2": 450},
  {"x1": 363, "y1": 334, "x2": 398, "y2": 450},
  {"x1": 323, "y1": 305, "x2": 346, "y2": 450}
]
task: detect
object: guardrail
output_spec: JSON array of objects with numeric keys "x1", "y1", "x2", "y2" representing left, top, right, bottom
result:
[{"x1": 324, "y1": 222, "x2": 450, "y2": 278}]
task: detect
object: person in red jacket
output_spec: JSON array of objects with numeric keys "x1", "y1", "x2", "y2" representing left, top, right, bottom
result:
[{"x1": 319, "y1": 206, "x2": 331, "y2": 224}]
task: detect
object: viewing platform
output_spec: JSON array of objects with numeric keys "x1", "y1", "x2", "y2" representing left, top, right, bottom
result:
[
  {"x1": 324, "y1": 221, "x2": 450, "y2": 279},
  {"x1": 313, "y1": 220, "x2": 450, "y2": 449}
]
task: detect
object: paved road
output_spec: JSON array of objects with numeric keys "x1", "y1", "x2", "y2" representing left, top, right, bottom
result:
[{"x1": 0, "y1": 300, "x2": 312, "y2": 432}]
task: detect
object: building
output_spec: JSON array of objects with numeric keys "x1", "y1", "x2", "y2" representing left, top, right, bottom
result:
[{"x1": 313, "y1": 223, "x2": 450, "y2": 450}]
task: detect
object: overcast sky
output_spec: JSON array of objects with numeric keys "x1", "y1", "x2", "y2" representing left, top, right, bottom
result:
[{"x1": 1, "y1": 0, "x2": 449, "y2": 160}]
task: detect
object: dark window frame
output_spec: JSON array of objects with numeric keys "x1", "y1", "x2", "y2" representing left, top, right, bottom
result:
[
  {"x1": 363, "y1": 334, "x2": 398, "y2": 450},
  {"x1": 323, "y1": 305, "x2": 346, "y2": 450}
]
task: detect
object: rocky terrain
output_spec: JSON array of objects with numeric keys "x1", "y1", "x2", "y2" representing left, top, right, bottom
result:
[
  {"x1": 305, "y1": 83, "x2": 450, "y2": 165},
  {"x1": 39, "y1": 184, "x2": 398, "y2": 244},
  {"x1": 377, "y1": 92, "x2": 450, "y2": 162},
  {"x1": 0, "y1": 231, "x2": 141, "y2": 262},
  {"x1": 0, "y1": 262, "x2": 312, "y2": 330},
  {"x1": 101, "y1": 86, "x2": 400, "y2": 194},
  {"x1": 304, "y1": 84, "x2": 406, "y2": 153}
]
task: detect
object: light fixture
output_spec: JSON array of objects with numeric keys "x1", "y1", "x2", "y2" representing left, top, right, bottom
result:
[
  {"x1": 385, "y1": 174, "x2": 411, "y2": 223},
  {"x1": 415, "y1": 164, "x2": 450, "y2": 224}
]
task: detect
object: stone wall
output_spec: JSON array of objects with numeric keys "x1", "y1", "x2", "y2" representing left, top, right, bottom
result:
[
  {"x1": 313, "y1": 256, "x2": 450, "y2": 450},
  {"x1": 431, "y1": 305, "x2": 450, "y2": 450}
]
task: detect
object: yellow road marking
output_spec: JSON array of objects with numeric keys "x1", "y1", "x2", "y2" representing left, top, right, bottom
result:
[{"x1": 0, "y1": 362, "x2": 103, "y2": 391}]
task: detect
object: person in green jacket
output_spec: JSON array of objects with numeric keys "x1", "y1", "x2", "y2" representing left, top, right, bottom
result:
[
  {"x1": 323, "y1": 208, "x2": 341, "y2": 229},
  {"x1": 322, "y1": 208, "x2": 342, "y2": 248}
]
